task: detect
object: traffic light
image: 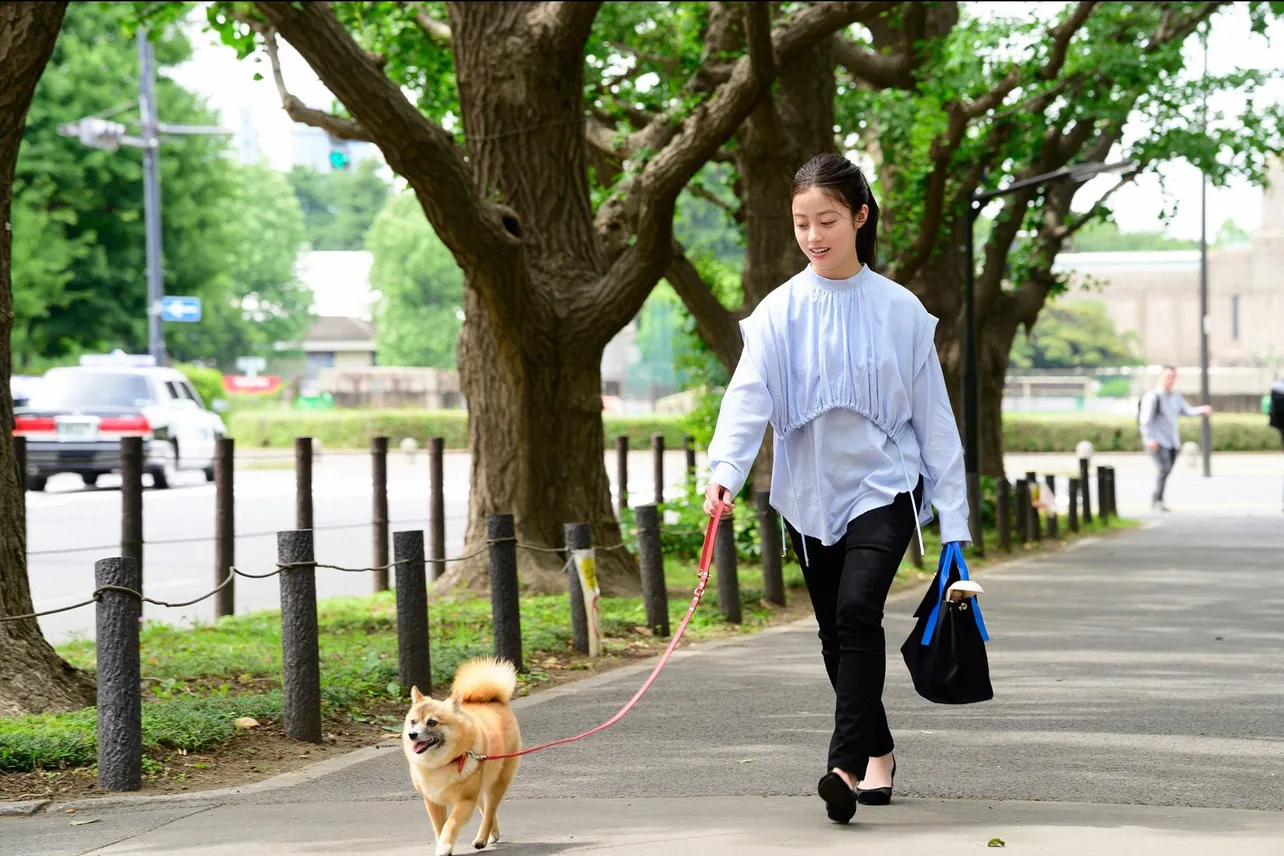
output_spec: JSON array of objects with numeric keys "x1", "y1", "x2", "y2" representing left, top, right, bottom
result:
[{"x1": 327, "y1": 133, "x2": 351, "y2": 171}]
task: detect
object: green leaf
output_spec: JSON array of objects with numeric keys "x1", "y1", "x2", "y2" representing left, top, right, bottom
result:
[{"x1": 987, "y1": 839, "x2": 1006, "y2": 848}]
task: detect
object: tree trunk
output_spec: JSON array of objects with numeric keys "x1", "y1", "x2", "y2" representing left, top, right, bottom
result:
[
  {"x1": 0, "y1": 1, "x2": 97, "y2": 716},
  {"x1": 430, "y1": 2, "x2": 636, "y2": 594}
]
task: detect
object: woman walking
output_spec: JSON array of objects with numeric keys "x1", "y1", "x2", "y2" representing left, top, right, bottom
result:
[{"x1": 704, "y1": 153, "x2": 970, "y2": 823}]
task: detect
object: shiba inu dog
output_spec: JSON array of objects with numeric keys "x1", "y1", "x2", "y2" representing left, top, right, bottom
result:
[{"x1": 402, "y1": 657, "x2": 522, "y2": 855}]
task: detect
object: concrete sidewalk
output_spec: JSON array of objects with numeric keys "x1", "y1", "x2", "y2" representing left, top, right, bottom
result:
[{"x1": 4, "y1": 513, "x2": 1283, "y2": 855}]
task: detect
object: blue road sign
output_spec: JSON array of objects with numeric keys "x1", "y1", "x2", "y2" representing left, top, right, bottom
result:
[{"x1": 160, "y1": 296, "x2": 202, "y2": 323}]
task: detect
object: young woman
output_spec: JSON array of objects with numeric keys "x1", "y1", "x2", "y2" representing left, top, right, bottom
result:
[{"x1": 703, "y1": 153, "x2": 970, "y2": 824}]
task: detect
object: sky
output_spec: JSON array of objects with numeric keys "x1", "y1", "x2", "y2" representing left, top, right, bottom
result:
[{"x1": 168, "y1": 2, "x2": 1284, "y2": 243}]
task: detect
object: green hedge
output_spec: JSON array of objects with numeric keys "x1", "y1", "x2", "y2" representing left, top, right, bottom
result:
[
  {"x1": 227, "y1": 409, "x2": 692, "y2": 451},
  {"x1": 1001, "y1": 413, "x2": 1279, "y2": 453},
  {"x1": 228, "y1": 409, "x2": 1281, "y2": 453}
]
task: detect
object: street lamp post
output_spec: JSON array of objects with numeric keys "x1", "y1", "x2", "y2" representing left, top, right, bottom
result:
[
  {"x1": 57, "y1": 28, "x2": 231, "y2": 365},
  {"x1": 963, "y1": 159, "x2": 1137, "y2": 552}
]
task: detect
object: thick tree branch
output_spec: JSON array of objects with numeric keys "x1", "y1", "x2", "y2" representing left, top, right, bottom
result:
[
  {"x1": 260, "y1": 27, "x2": 372, "y2": 142},
  {"x1": 831, "y1": 34, "x2": 915, "y2": 88},
  {"x1": 590, "y1": 1, "x2": 896, "y2": 343},
  {"x1": 252, "y1": 2, "x2": 519, "y2": 308},
  {"x1": 542, "y1": 1, "x2": 604, "y2": 53},
  {"x1": 664, "y1": 246, "x2": 743, "y2": 372},
  {"x1": 408, "y1": 2, "x2": 452, "y2": 45}
]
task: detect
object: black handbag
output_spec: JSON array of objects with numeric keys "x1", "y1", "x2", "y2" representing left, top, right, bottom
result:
[{"x1": 900, "y1": 542, "x2": 993, "y2": 705}]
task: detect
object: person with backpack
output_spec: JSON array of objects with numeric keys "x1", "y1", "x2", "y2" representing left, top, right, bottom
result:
[
  {"x1": 1269, "y1": 375, "x2": 1284, "y2": 511},
  {"x1": 1139, "y1": 366, "x2": 1213, "y2": 511}
]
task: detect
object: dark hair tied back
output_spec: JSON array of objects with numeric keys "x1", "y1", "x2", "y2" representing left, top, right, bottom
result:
[{"x1": 792, "y1": 153, "x2": 880, "y2": 271}]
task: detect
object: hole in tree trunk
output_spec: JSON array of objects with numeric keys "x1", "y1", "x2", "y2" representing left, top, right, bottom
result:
[{"x1": 501, "y1": 215, "x2": 522, "y2": 238}]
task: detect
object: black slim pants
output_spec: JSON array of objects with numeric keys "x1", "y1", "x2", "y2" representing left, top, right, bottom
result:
[{"x1": 785, "y1": 478, "x2": 923, "y2": 778}]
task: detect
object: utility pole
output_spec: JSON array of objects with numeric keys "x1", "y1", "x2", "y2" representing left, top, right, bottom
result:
[
  {"x1": 58, "y1": 28, "x2": 231, "y2": 365},
  {"x1": 1198, "y1": 27, "x2": 1213, "y2": 477},
  {"x1": 138, "y1": 29, "x2": 165, "y2": 365}
]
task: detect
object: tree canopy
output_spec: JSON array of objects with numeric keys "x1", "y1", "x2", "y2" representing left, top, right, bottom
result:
[{"x1": 13, "y1": 2, "x2": 309, "y2": 370}]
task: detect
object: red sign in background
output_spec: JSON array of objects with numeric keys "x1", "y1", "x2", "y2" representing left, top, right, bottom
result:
[{"x1": 222, "y1": 375, "x2": 283, "y2": 395}]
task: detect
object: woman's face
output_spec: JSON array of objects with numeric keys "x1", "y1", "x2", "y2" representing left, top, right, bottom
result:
[{"x1": 791, "y1": 186, "x2": 867, "y2": 279}]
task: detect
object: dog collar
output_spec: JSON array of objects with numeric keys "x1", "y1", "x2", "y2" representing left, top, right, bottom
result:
[{"x1": 451, "y1": 754, "x2": 467, "y2": 774}]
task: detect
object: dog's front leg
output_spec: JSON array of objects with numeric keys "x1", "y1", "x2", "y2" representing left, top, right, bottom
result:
[
  {"x1": 424, "y1": 798, "x2": 447, "y2": 838},
  {"x1": 435, "y1": 797, "x2": 477, "y2": 856}
]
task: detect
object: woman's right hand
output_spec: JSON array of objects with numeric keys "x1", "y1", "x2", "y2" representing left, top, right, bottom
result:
[{"x1": 703, "y1": 482, "x2": 735, "y2": 518}]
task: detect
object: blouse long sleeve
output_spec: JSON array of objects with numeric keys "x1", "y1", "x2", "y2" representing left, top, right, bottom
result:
[
  {"x1": 909, "y1": 338, "x2": 972, "y2": 544},
  {"x1": 707, "y1": 351, "x2": 773, "y2": 498}
]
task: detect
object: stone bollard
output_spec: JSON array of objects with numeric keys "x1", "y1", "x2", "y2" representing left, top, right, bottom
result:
[
  {"x1": 400, "y1": 436, "x2": 419, "y2": 462},
  {"x1": 564, "y1": 522, "x2": 591, "y2": 654}
]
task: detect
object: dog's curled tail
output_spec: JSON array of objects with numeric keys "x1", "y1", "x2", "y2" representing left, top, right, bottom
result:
[{"x1": 451, "y1": 656, "x2": 518, "y2": 705}]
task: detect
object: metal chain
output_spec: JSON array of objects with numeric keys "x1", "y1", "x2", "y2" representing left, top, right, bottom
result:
[{"x1": 1, "y1": 537, "x2": 641, "y2": 623}]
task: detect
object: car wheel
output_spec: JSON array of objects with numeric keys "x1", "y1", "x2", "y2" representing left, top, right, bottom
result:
[
  {"x1": 82, "y1": 473, "x2": 100, "y2": 488},
  {"x1": 27, "y1": 475, "x2": 47, "y2": 492}
]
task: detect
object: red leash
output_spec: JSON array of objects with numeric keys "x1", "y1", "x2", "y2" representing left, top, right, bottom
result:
[{"x1": 467, "y1": 501, "x2": 725, "y2": 765}]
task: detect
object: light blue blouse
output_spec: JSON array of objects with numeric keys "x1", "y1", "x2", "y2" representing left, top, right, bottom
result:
[{"x1": 707, "y1": 264, "x2": 971, "y2": 561}]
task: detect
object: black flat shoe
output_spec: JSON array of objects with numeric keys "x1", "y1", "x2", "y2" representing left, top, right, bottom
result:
[
  {"x1": 817, "y1": 772, "x2": 857, "y2": 823},
  {"x1": 856, "y1": 759, "x2": 897, "y2": 806}
]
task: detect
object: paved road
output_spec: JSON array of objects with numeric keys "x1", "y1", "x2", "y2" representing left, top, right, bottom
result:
[
  {"x1": 3, "y1": 512, "x2": 1282, "y2": 854},
  {"x1": 26, "y1": 450, "x2": 697, "y2": 644},
  {"x1": 24, "y1": 449, "x2": 1284, "y2": 643}
]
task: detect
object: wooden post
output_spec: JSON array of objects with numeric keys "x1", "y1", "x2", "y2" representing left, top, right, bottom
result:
[
  {"x1": 564, "y1": 522, "x2": 591, "y2": 654},
  {"x1": 428, "y1": 437, "x2": 446, "y2": 582},
  {"x1": 1079, "y1": 456, "x2": 1093, "y2": 524},
  {"x1": 214, "y1": 437, "x2": 235, "y2": 619},
  {"x1": 996, "y1": 476, "x2": 1011, "y2": 551},
  {"x1": 394, "y1": 530, "x2": 431, "y2": 694},
  {"x1": 487, "y1": 514, "x2": 523, "y2": 671},
  {"x1": 635, "y1": 505, "x2": 670, "y2": 637},
  {"x1": 278, "y1": 530, "x2": 322, "y2": 743},
  {"x1": 95, "y1": 557, "x2": 142, "y2": 792},
  {"x1": 714, "y1": 516, "x2": 741, "y2": 623},
  {"x1": 615, "y1": 434, "x2": 629, "y2": 513},
  {"x1": 1015, "y1": 479, "x2": 1029, "y2": 546},
  {"x1": 651, "y1": 433, "x2": 665, "y2": 505},
  {"x1": 120, "y1": 437, "x2": 144, "y2": 586},
  {"x1": 1068, "y1": 478, "x2": 1080, "y2": 533},
  {"x1": 757, "y1": 491, "x2": 786, "y2": 605},
  {"x1": 295, "y1": 437, "x2": 313, "y2": 530},
  {"x1": 371, "y1": 436, "x2": 390, "y2": 592}
]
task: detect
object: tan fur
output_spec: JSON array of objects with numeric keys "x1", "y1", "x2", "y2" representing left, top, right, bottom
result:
[{"x1": 402, "y1": 657, "x2": 521, "y2": 855}]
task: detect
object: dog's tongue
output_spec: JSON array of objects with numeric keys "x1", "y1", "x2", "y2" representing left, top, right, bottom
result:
[{"x1": 413, "y1": 741, "x2": 431, "y2": 754}]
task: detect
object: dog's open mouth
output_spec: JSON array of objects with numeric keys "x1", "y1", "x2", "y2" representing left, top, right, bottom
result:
[{"x1": 411, "y1": 738, "x2": 440, "y2": 755}]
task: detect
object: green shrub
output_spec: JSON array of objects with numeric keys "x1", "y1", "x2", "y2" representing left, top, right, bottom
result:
[
  {"x1": 228, "y1": 409, "x2": 691, "y2": 451},
  {"x1": 176, "y1": 363, "x2": 226, "y2": 410},
  {"x1": 227, "y1": 408, "x2": 1281, "y2": 453},
  {"x1": 1002, "y1": 412, "x2": 1278, "y2": 453}
]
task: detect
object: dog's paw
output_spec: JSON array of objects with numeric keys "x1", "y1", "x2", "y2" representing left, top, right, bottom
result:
[
  {"x1": 434, "y1": 844, "x2": 454, "y2": 856},
  {"x1": 472, "y1": 841, "x2": 486, "y2": 851},
  {"x1": 487, "y1": 831, "x2": 500, "y2": 845}
]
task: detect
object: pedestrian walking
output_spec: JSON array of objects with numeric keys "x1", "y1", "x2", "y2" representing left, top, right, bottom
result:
[
  {"x1": 1269, "y1": 374, "x2": 1284, "y2": 511},
  {"x1": 703, "y1": 153, "x2": 970, "y2": 824},
  {"x1": 1138, "y1": 366, "x2": 1213, "y2": 511}
]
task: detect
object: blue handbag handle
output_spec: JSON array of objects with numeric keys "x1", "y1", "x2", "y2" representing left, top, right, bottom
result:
[{"x1": 920, "y1": 542, "x2": 990, "y2": 645}]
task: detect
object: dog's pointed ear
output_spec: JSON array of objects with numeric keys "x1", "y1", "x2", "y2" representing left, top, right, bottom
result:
[
  {"x1": 451, "y1": 690, "x2": 462, "y2": 714},
  {"x1": 410, "y1": 686, "x2": 424, "y2": 704}
]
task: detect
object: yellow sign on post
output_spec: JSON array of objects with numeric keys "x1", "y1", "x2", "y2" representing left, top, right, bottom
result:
[{"x1": 572, "y1": 548, "x2": 601, "y2": 657}]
